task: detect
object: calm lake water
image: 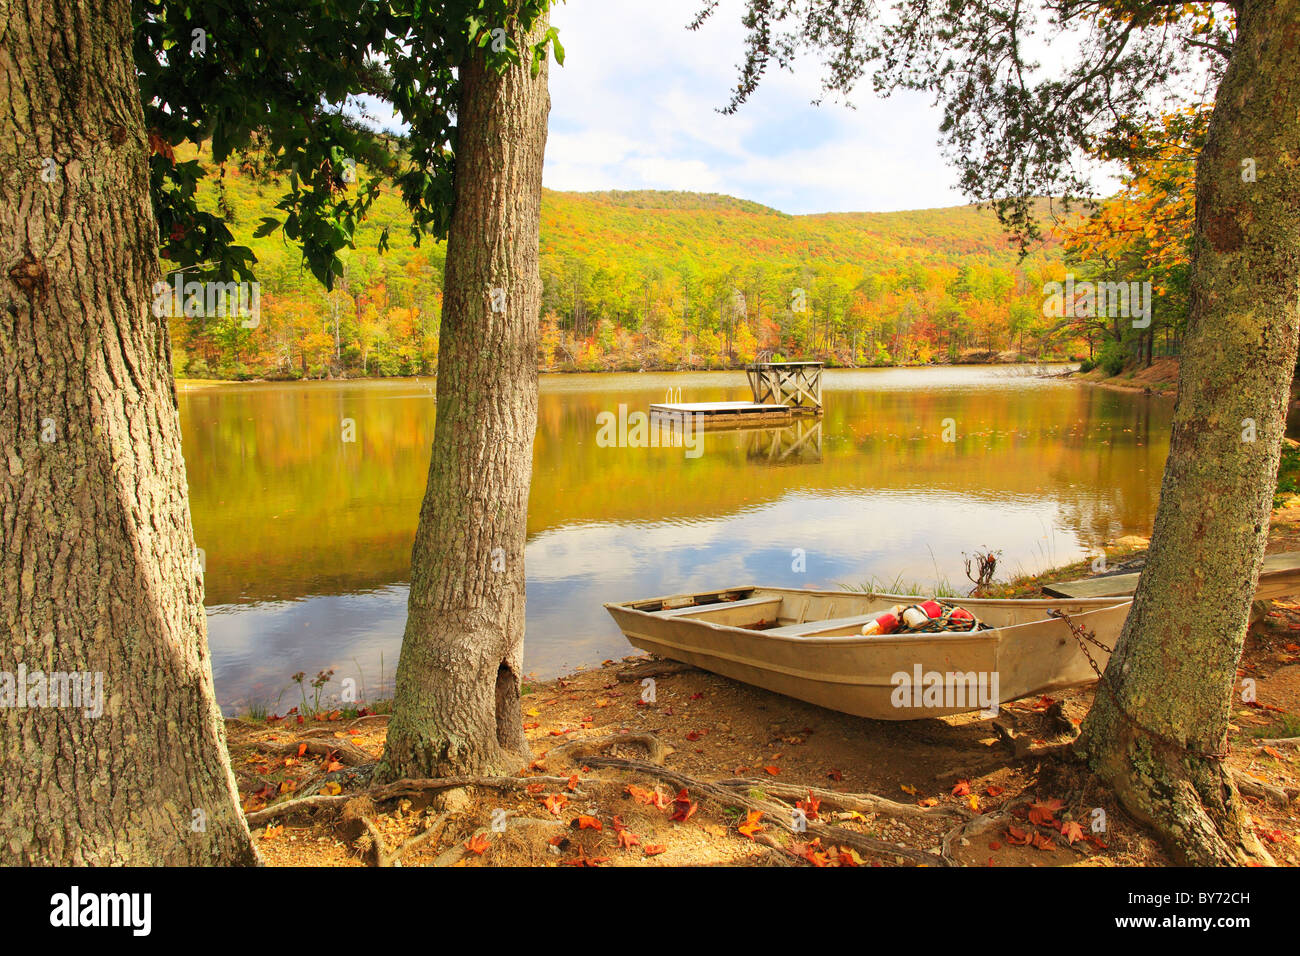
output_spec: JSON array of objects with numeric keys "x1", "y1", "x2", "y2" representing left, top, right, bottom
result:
[{"x1": 178, "y1": 367, "x2": 1172, "y2": 714}]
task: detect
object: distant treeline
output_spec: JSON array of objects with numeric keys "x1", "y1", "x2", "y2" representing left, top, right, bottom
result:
[{"x1": 169, "y1": 150, "x2": 1087, "y2": 380}]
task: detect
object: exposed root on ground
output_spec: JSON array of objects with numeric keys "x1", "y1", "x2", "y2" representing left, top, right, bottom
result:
[
  {"x1": 253, "y1": 737, "x2": 375, "y2": 767},
  {"x1": 581, "y1": 754, "x2": 948, "y2": 866},
  {"x1": 547, "y1": 732, "x2": 674, "y2": 767}
]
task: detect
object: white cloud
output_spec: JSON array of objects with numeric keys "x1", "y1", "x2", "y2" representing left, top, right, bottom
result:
[{"x1": 545, "y1": 0, "x2": 968, "y2": 212}]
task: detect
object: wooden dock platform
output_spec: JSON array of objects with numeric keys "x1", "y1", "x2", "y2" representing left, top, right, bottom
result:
[
  {"x1": 746, "y1": 361, "x2": 824, "y2": 415},
  {"x1": 649, "y1": 401, "x2": 794, "y2": 429}
]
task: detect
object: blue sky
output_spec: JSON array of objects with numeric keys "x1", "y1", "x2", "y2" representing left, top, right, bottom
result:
[{"x1": 544, "y1": 0, "x2": 970, "y2": 214}]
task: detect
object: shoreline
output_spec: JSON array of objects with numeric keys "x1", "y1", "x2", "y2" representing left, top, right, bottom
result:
[
  {"x1": 225, "y1": 500, "x2": 1300, "y2": 867},
  {"x1": 175, "y1": 359, "x2": 1081, "y2": 388}
]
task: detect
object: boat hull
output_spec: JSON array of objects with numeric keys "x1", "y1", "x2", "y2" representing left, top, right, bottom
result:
[{"x1": 604, "y1": 587, "x2": 1130, "y2": 720}]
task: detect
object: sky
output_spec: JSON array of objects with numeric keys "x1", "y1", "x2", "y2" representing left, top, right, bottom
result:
[{"x1": 543, "y1": 0, "x2": 971, "y2": 215}]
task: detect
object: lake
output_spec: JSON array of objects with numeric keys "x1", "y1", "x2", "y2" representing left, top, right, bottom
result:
[{"x1": 178, "y1": 366, "x2": 1172, "y2": 714}]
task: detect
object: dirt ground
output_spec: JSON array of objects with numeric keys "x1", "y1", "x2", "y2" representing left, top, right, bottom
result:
[{"x1": 229, "y1": 507, "x2": 1300, "y2": 868}]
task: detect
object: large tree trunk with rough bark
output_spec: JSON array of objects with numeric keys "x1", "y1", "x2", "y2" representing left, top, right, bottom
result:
[
  {"x1": 0, "y1": 0, "x2": 258, "y2": 864},
  {"x1": 1076, "y1": 0, "x2": 1300, "y2": 865},
  {"x1": 378, "y1": 17, "x2": 550, "y2": 780}
]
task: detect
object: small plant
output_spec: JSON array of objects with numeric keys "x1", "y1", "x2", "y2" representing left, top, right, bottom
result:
[
  {"x1": 291, "y1": 668, "x2": 335, "y2": 719},
  {"x1": 964, "y1": 547, "x2": 1003, "y2": 593}
]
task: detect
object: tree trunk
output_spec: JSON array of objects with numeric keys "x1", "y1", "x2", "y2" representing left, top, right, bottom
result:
[
  {"x1": 1076, "y1": 0, "x2": 1300, "y2": 865},
  {"x1": 378, "y1": 17, "x2": 550, "y2": 780},
  {"x1": 0, "y1": 0, "x2": 258, "y2": 864}
]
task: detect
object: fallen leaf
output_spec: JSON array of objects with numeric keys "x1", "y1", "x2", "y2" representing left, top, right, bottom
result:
[{"x1": 738, "y1": 810, "x2": 766, "y2": 839}]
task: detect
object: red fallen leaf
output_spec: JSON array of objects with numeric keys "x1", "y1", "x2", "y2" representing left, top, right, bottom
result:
[
  {"x1": 616, "y1": 828, "x2": 641, "y2": 850},
  {"x1": 988, "y1": 841, "x2": 1002, "y2": 850},
  {"x1": 525, "y1": 782, "x2": 544, "y2": 794},
  {"x1": 561, "y1": 847, "x2": 609, "y2": 867},
  {"x1": 1028, "y1": 798, "x2": 1064, "y2": 826},
  {"x1": 1061, "y1": 821, "x2": 1085, "y2": 845},
  {"x1": 324, "y1": 760, "x2": 344, "y2": 773},
  {"x1": 685, "y1": 730, "x2": 705, "y2": 741},
  {"x1": 1030, "y1": 695, "x2": 1055, "y2": 712},
  {"x1": 836, "y1": 847, "x2": 865, "y2": 867},
  {"x1": 1258, "y1": 828, "x2": 1284, "y2": 844},
  {"x1": 951, "y1": 779, "x2": 971, "y2": 797},
  {"x1": 1031, "y1": 832, "x2": 1056, "y2": 851},
  {"x1": 522, "y1": 722, "x2": 540, "y2": 730},
  {"x1": 985, "y1": 785, "x2": 1005, "y2": 797},
  {"x1": 670, "y1": 788, "x2": 697, "y2": 822},
  {"x1": 295, "y1": 715, "x2": 304, "y2": 725},
  {"x1": 625, "y1": 784, "x2": 655, "y2": 804},
  {"x1": 566, "y1": 774, "x2": 580, "y2": 792},
  {"x1": 792, "y1": 838, "x2": 830, "y2": 867},
  {"x1": 576, "y1": 815, "x2": 603, "y2": 831},
  {"x1": 542, "y1": 793, "x2": 568, "y2": 815},
  {"x1": 691, "y1": 693, "x2": 704, "y2": 700},
  {"x1": 528, "y1": 759, "x2": 547, "y2": 772},
  {"x1": 1006, "y1": 825, "x2": 1031, "y2": 846},
  {"x1": 763, "y1": 766, "x2": 780, "y2": 776},
  {"x1": 642, "y1": 844, "x2": 667, "y2": 856},
  {"x1": 296, "y1": 743, "x2": 308, "y2": 757},
  {"x1": 796, "y1": 791, "x2": 821, "y2": 821},
  {"x1": 548, "y1": 834, "x2": 566, "y2": 847},
  {"x1": 737, "y1": 810, "x2": 766, "y2": 839},
  {"x1": 827, "y1": 768, "x2": 844, "y2": 782},
  {"x1": 465, "y1": 833, "x2": 491, "y2": 855}
]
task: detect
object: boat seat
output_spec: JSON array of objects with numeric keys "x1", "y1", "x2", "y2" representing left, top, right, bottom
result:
[
  {"x1": 767, "y1": 614, "x2": 875, "y2": 637},
  {"x1": 655, "y1": 596, "x2": 781, "y2": 619}
]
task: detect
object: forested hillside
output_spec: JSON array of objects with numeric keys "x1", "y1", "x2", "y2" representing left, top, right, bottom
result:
[{"x1": 170, "y1": 149, "x2": 1079, "y2": 379}]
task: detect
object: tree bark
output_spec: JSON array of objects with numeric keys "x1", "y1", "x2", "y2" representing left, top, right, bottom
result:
[
  {"x1": 1076, "y1": 0, "x2": 1300, "y2": 865},
  {"x1": 0, "y1": 0, "x2": 258, "y2": 863},
  {"x1": 378, "y1": 17, "x2": 550, "y2": 780}
]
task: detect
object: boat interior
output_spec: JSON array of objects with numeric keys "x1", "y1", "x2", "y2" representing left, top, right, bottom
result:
[{"x1": 619, "y1": 586, "x2": 1116, "y2": 638}]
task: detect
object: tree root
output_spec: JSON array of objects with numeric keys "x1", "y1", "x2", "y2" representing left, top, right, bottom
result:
[
  {"x1": 433, "y1": 816, "x2": 564, "y2": 868},
  {"x1": 547, "y1": 732, "x2": 674, "y2": 767},
  {"x1": 934, "y1": 741, "x2": 1076, "y2": 782},
  {"x1": 1231, "y1": 771, "x2": 1297, "y2": 807},
  {"x1": 245, "y1": 773, "x2": 580, "y2": 827},
  {"x1": 582, "y1": 754, "x2": 949, "y2": 867},
  {"x1": 615, "y1": 660, "x2": 697, "y2": 682},
  {"x1": 253, "y1": 737, "x2": 375, "y2": 767},
  {"x1": 714, "y1": 778, "x2": 970, "y2": 822},
  {"x1": 358, "y1": 816, "x2": 394, "y2": 867}
]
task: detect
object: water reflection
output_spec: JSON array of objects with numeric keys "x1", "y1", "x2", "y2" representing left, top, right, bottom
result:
[
  {"x1": 746, "y1": 419, "x2": 823, "y2": 464},
  {"x1": 178, "y1": 366, "x2": 1173, "y2": 713}
]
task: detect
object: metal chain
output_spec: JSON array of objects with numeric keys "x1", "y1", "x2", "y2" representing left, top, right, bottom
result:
[{"x1": 1049, "y1": 608, "x2": 1230, "y2": 762}]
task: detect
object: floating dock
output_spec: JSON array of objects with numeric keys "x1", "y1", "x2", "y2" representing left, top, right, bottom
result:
[
  {"x1": 649, "y1": 401, "x2": 794, "y2": 429},
  {"x1": 647, "y1": 361, "x2": 825, "y2": 431}
]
